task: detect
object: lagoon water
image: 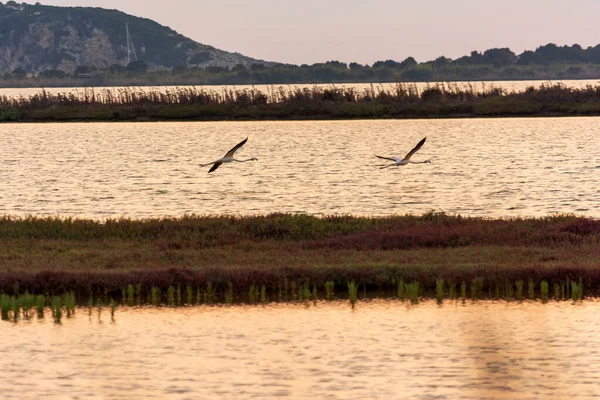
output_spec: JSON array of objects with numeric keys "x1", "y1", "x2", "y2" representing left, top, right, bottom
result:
[
  {"x1": 1, "y1": 300, "x2": 600, "y2": 399},
  {"x1": 1, "y1": 117, "x2": 599, "y2": 218},
  {"x1": 2, "y1": 84, "x2": 600, "y2": 399}
]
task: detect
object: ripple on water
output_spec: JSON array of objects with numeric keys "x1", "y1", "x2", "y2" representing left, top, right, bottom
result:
[
  {"x1": 1, "y1": 300, "x2": 600, "y2": 399},
  {"x1": 2, "y1": 117, "x2": 600, "y2": 218}
]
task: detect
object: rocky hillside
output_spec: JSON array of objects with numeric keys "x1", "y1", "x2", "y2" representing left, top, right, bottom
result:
[{"x1": 0, "y1": 1, "x2": 273, "y2": 74}]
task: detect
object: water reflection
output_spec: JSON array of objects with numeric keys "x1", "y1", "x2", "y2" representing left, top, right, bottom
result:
[
  {"x1": 1, "y1": 300, "x2": 600, "y2": 399},
  {"x1": 1, "y1": 117, "x2": 599, "y2": 218}
]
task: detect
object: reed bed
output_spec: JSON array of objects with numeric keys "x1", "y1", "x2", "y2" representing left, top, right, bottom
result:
[
  {"x1": 3, "y1": 82, "x2": 600, "y2": 121},
  {"x1": 0, "y1": 83, "x2": 493, "y2": 109}
]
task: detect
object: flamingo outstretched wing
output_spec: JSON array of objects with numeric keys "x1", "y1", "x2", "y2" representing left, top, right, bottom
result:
[
  {"x1": 224, "y1": 137, "x2": 248, "y2": 158},
  {"x1": 402, "y1": 137, "x2": 427, "y2": 161},
  {"x1": 208, "y1": 161, "x2": 223, "y2": 173}
]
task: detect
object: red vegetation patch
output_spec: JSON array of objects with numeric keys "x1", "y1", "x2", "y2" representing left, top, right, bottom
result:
[
  {"x1": 303, "y1": 218, "x2": 600, "y2": 250},
  {"x1": 1, "y1": 214, "x2": 599, "y2": 297},
  {"x1": 559, "y1": 219, "x2": 600, "y2": 235},
  {"x1": 1, "y1": 262, "x2": 599, "y2": 298}
]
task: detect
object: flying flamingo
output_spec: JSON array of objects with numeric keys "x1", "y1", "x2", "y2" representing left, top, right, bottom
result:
[
  {"x1": 199, "y1": 137, "x2": 258, "y2": 173},
  {"x1": 376, "y1": 137, "x2": 431, "y2": 169}
]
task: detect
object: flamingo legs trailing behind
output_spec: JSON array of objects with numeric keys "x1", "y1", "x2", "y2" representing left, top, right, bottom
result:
[
  {"x1": 376, "y1": 137, "x2": 431, "y2": 169},
  {"x1": 199, "y1": 137, "x2": 258, "y2": 173}
]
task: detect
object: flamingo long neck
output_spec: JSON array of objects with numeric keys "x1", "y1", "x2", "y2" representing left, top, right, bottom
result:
[
  {"x1": 408, "y1": 160, "x2": 430, "y2": 164},
  {"x1": 233, "y1": 158, "x2": 256, "y2": 163}
]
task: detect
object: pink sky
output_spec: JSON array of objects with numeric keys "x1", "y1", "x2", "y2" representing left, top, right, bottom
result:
[{"x1": 39, "y1": 0, "x2": 600, "y2": 65}]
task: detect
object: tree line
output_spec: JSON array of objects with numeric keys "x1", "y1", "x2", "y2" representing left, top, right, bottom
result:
[{"x1": 3, "y1": 43, "x2": 600, "y2": 87}]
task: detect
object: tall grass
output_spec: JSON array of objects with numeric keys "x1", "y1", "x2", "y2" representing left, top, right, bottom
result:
[
  {"x1": 204, "y1": 283, "x2": 215, "y2": 303},
  {"x1": 6, "y1": 83, "x2": 600, "y2": 122},
  {"x1": 571, "y1": 279, "x2": 584, "y2": 301},
  {"x1": 1, "y1": 294, "x2": 11, "y2": 320},
  {"x1": 298, "y1": 283, "x2": 311, "y2": 301},
  {"x1": 224, "y1": 282, "x2": 234, "y2": 304},
  {"x1": 186, "y1": 285, "x2": 193, "y2": 305},
  {"x1": 515, "y1": 280, "x2": 524, "y2": 301},
  {"x1": 324, "y1": 281, "x2": 335, "y2": 299},
  {"x1": 167, "y1": 286, "x2": 175, "y2": 306},
  {"x1": 2, "y1": 213, "x2": 600, "y2": 301},
  {"x1": 96, "y1": 298, "x2": 103, "y2": 320},
  {"x1": 435, "y1": 278, "x2": 444, "y2": 304},
  {"x1": 110, "y1": 299, "x2": 117, "y2": 320},
  {"x1": 448, "y1": 283, "x2": 456, "y2": 300},
  {"x1": 528, "y1": 279, "x2": 535, "y2": 300},
  {"x1": 127, "y1": 284, "x2": 134, "y2": 305},
  {"x1": 541, "y1": 281, "x2": 549, "y2": 303},
  {"x1": 87, "y1": 295, "x2": 94, "y2": 316},
  {"x1": 135, "y1": 283, "x2": 142, "y2": 303},
  {"x1": 35, "y1": 295, "x2": 45, "y2": 318},
  {"x1": 0, "y1": 84, "x2": 465, "y2": 110},
  {"x1": 20, "y1": 291, "x2": 35, "y2": 318},
  {"x1": 248, "y1": 284, "x2": 256, "y2": 303},
  {"x1": 470, "y1": 278, "x2": 484, "y2": 300},
  {"x1": 64, "y1": 291, "x2": 76, "y2": 317},
  {"x1": 505, "y1": 282, "x2": 515, "y2": 300},
  {"x1": 10, "y1": 295, "x2": 19, "y2": 320},
  {"x1": 348, "y1": 281, "x2": 358, "y2": 306},
  {"x1": 51, "y1": 296, "x2": 62, "y2": 323},
  {"x1": 151, "y1": 287, "x2": 160, "y2": 305},
  {"x1": 405, "y1": 281, "x2": 420, "y2": 304},
  {"x1": 397, "y1": 278, "x2": 405, "y2": 300},
  {"x1": 0, "y1": 290, "x2": 123, "y2": 324},
  {"x1": 261, "y1": 285, "x2": 267, "y2": 303},
  {"x1": 0, "y1": 276, "x2": 596, "y2": 322}
]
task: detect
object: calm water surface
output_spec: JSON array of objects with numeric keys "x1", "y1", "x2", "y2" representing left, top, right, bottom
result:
[
  {"x1": 2, "y1": 300, "x2": 599, "y2": 399},
  {"x1": 1, "y1": 117, "x2": 599, "y2": 218}
]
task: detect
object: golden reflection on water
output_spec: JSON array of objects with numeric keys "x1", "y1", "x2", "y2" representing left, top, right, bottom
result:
[
  {"x1": 1, "y1": 117, "x2": 599, "y2": 218},
  {"x1": 1, "y1": 300, "x2": 600, "y2": 399}
]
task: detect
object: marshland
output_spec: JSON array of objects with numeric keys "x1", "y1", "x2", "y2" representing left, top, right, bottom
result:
[
  {"x1": 0, "y1": 212, "x2": 598, "y2": 300},
  {"x1": 1, "y1": 111, "x2": 599, "y2": 297},
  {"x1": 4, "y1": 81, "x2": 600, "y2": 122},
  {"x1": 2, "y1": 82, "x2": 600, "y2": 399}
]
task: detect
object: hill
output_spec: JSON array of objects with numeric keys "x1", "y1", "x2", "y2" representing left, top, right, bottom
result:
[{"x1": 0, "y1": 1, "x2": 273, "y2": 74}]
